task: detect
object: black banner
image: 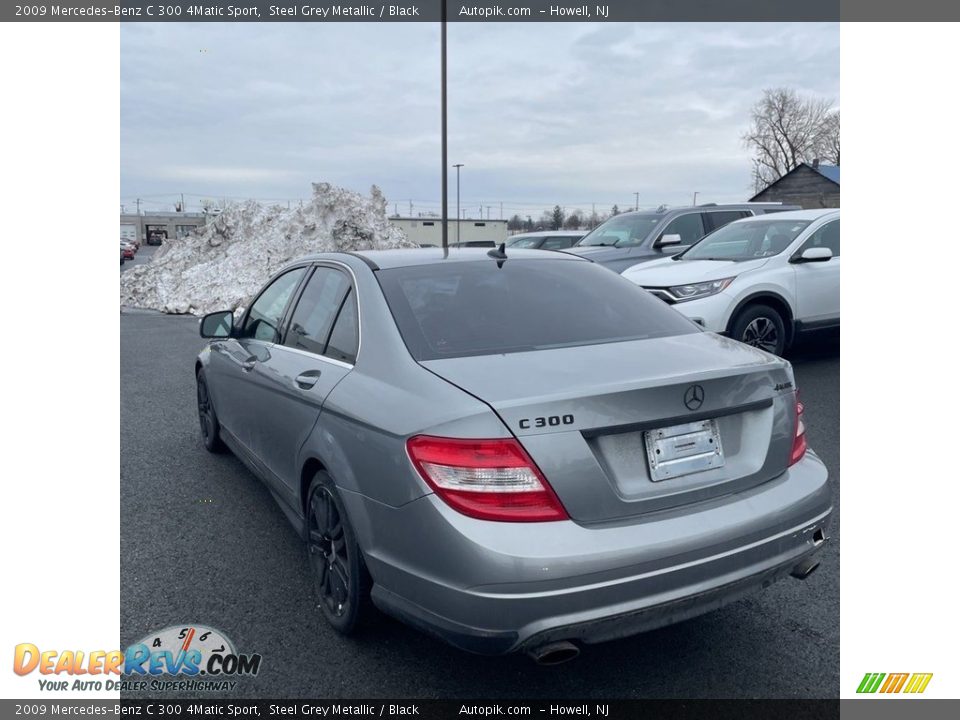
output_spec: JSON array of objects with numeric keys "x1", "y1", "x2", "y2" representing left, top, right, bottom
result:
[
  {"x1": 5, "y1": 0, "x2": 957, "y2": 23},
  {"x1": 1, "y1": 699, "x2": 843, "y2": 720}
]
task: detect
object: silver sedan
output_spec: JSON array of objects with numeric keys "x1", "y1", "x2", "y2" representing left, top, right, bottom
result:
[{"x1": 195, "y1": 248, "x2": 831, "y2": 663}]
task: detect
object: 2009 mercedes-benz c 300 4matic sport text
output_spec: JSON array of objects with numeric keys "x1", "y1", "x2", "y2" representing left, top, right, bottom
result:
[{"x1": 195, "y1": 247, "x2": 831, "y2": 663}]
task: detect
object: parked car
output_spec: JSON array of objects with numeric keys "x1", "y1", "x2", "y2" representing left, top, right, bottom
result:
[
  {"x1": 622, "y1": 209, "x2": 840, "y2": 356},
  {"x1": 567, "y1": 203, "x2": 801, "y2": 273},
  {"x1": 449, "y1": 240, "x2": 496, "y2": 248},
  {"x1": 195, "y1": 248, "x2": 831, "y2": 662},
  {"x1": 120, "y1": 242, "x2": 135, "y2": 261},
  {"x1": 506, "y1": 230, "x2": 585, "y2": 250},
  {"x1": 123, "y1": 237, "x2": 140, "y2": 251}
]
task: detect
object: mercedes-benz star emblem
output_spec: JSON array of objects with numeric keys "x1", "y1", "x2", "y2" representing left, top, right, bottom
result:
[{"x1": 684, "y1": 384, "x2": 705, "y2": 411}]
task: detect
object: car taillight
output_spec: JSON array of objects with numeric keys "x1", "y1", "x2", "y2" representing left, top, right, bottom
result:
[
  {"x1": 406, "y1": 435, "x2": 569, "y2": 522},
  {"x1": 789, "y1": 392, "x2": 808, "y2": 466}
]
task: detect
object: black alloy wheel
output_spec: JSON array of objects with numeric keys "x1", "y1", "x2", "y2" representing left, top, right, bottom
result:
[
  {"x1": 196, "y1": 369, "x2": 225, "y2": 453},
  {"x1": 306, "y1": 472, "x2": 369, "y2": 634}
]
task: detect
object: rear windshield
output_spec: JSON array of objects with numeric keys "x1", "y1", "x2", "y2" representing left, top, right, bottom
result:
[{"x1": 377, "y1": 259, "x2": 697, "y2": 360}]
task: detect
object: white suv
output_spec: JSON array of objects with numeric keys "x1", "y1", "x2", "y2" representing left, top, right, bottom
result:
[{"x1": 622, "y1": 209, "x2": 839, "y2": 356}]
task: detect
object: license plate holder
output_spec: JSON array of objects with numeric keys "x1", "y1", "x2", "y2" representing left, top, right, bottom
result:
[{"x1": 644, "y1": 419, "x2": 724, "y2": 482}]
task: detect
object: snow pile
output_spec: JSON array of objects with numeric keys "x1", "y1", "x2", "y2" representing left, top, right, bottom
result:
[{"x1": 120, "y1": 182, "x2": 415, "y2": 314}]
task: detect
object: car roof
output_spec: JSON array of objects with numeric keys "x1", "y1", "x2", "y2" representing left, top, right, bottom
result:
[
  {"x1": 510, "y1": 230, "x2": 585, "y2": 238},
  {"x1": 616, "y1": 203, "x2": 796, "y2": 217},
  {"x1": 299, "y1": 247, "x2": 588, "y2": 270},
  {"x1": 734, "y1": 208, "x2": 839, "y2": 223}
]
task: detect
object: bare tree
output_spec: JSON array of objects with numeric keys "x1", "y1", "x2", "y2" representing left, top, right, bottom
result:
[
  {"x1": 743, "y1": 88, "x2": 840, "y2": 192},
  {"x1": 821, "y1": 110, "x2": 840, "y2": 166}
]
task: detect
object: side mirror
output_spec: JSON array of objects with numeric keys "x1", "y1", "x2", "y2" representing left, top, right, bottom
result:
[
  {"x1": 792, "y1": 247, "x2": 833, "y2": 263},
  {"x1": 656, "y1": 233, "x2": 683, "y2": 249},
  {"x1": 199, "y1": 310, "x2": 234, "y2": 338}
]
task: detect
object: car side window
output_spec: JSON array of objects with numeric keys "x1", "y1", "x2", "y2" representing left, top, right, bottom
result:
[
  {"x1": 542, "y1": 236, "x2": 577, "y2": 249},
  {"x1": 704, "y1": 211, "x2": 750, "y2": 232},
  {"x1": 799, "y1": 219, "x2": 840, "y2": 257},
  {"x1": 325, "y1": 289, "x2": 359, "y2": 365},
  {"x1": 284, "y1": 267, "x2": 351, "y2": 355},
  {"x1": 239, "y1": 267, "x2": 306, "y2": 342},
  {"x1": 659, "y1": 213, "x2": 706, "y2": 246}
]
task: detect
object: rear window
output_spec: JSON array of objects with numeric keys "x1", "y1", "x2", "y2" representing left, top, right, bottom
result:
[{"x1": 377, "y1": 259, "x2": 697, "y2": 361}]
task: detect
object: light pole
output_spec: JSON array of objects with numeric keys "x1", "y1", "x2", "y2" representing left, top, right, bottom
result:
[
  {"x1": 440, "y1": 5, "x2": 448, "y2": 250},
  {"x1": 634, "y1": 192, "x2": 639, "y2": 211},
  {"x1": 693, "y1": 191, "x2": 699, "y2": 206},
  {"x1": 453, "y1": 163, "x2": 464, "y2": 245}
]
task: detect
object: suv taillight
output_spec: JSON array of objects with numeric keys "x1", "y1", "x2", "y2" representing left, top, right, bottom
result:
[
  {"x1": 406, "y1": 435, "x2": 569, "y2": 522},
  {"x1": 789, "y1": 392, "x2": 808, "y2": 466}
]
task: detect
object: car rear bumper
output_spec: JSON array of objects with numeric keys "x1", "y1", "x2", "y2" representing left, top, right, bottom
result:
[{"x1": 342, "y1": 450, "x2": 832, "y2": 655}]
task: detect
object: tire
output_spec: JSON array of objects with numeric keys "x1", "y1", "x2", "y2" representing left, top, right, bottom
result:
[
  {"x1": 196, "y1": 368, "x2": 226, "y2": 453},
  {"x1": 730, "y1": 304, "x2": 787, "y2": 356},
  {"x1": 306, "y1": 471, "x2": 371, "y2": 635}
]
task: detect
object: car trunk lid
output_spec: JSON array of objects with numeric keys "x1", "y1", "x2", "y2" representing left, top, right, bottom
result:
[{"x1": 420, "y1": 332, "x2": 797, "y2": 523}]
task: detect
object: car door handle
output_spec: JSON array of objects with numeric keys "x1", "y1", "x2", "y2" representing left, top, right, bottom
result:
[
  {"x1": 294, "y1": 370, "x2": 321, "y2": 389},
  {"x1": 240, "y1": 358, "x2": 257, "y2": 372}
]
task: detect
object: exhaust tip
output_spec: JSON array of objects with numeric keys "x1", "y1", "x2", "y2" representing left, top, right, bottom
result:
[
  {"x1": 527, "y1": 641, "x2": 580, "y2": 666},
  {"x1": 791, "y1": 557, "x2": 821, "y2": 580}
]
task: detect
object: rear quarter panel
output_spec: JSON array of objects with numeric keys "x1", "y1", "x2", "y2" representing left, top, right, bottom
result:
[{"x1": 294, "y1": 256, "x2": 508, "y2": 510}]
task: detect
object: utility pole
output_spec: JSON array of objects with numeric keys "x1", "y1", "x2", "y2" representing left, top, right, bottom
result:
[
  {"x1": 136, "y1": 198, "x2": 143, "y2": 243},
  {"x1": 180, "y1": 192, "x2": 185, "y2": 212},
  {"x1": 409, "y1": 199, "x2": 413, "y2": 216},
  {"x1": 440, "y1": 5, "x2": 449, "y2": 250},
  {"x1": 486, "y1": 205, "x2": 492, "y2": 220},
  {"x1": 692, "y1": 191, "x2": 699, "y2": 206},
  {"x1": 453, "y1": 163, "x2": 464, "y2": 244},
  {"x1": 634, "y1": 192, "x2": 639, "y2": 211},
  {"x1": 500, "y1": 201, "x2": 503, "y2": 219}
]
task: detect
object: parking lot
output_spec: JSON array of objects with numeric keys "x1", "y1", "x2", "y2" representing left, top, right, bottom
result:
[{"x1": 120, "y1": 304, "x2": 838, "y2": 699}]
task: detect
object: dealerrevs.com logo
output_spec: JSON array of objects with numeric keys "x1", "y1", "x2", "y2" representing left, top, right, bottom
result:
[
  {"x1": 13, "y1": 624, "x2": 262, "y2": 692},
  {"x1": 857, "y1": 672, "x2": 933, "y2": 694}
]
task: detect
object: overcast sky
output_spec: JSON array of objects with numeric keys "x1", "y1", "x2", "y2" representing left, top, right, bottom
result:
[{"x1": 121, "y1": 22, "x2": 838, "y2": 220}]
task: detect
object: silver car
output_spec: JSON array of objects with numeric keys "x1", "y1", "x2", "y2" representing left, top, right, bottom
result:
[{"x1": 196, "y1": 248, "x2": 831, "y2": 663}]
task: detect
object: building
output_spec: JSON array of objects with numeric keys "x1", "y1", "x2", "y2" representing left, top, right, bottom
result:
[
  {"x1": 120, "y1": 212, "x2": 208, "y2": 243},
  {"x1": 389, "y1": 217, "x2": 508, "y2": 247},
  {"x1": 749, "y1": 161, "x2": 840, "y2": 209}
]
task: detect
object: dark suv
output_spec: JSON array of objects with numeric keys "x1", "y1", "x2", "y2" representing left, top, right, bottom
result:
[{"x1": 567, "y1": 203, "x2": 800, "y2": 273}]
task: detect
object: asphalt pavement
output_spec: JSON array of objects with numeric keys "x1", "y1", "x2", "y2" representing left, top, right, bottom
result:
[{"x1": 120, "y1": 309, "x2": 839, "y2": 699}]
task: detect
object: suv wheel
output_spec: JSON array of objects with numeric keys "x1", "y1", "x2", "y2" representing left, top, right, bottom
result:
[{"x1": 731, "y1": 305, "x2": 787, "y2": 356}]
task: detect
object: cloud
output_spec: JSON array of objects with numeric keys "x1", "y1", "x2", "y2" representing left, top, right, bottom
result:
[{"x1": 121, "y1": 22, "x2": 838, "y2": 217}]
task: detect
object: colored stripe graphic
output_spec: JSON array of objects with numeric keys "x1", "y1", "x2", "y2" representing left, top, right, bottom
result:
[
  {"x1": 857, "y1": 672, "x2": 932, "y2": 694},
  {"x1": 880, "y1": 673, "x2": 909, "y2": 693},
  {"x1": 903, "y1": 673, "x2": 933, "y2": 694},
  {"x1": 857, "y1": 673, "x2": 885, "y2": 693}
]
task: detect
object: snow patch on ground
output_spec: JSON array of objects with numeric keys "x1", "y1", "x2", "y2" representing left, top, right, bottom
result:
[{"x1": 119, "y1": 183, "x2": 415, "y2": 315}]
